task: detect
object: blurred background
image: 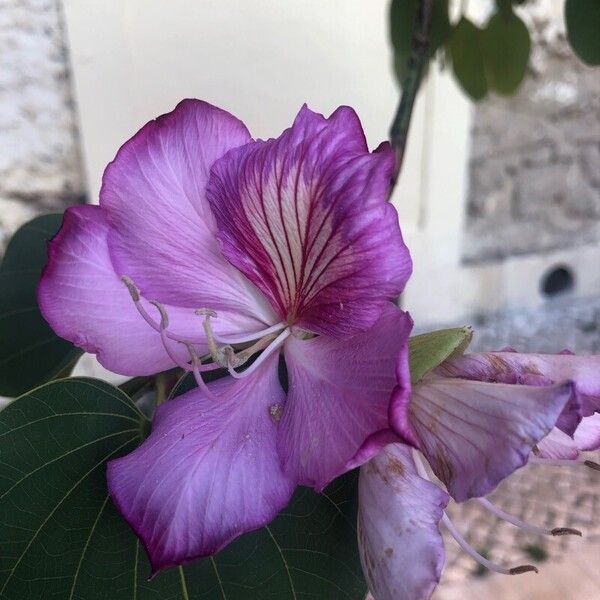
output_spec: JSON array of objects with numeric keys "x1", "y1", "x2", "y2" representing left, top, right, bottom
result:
[{"x1": 1, "y1": 0, "x2": 599, "y2": 597}]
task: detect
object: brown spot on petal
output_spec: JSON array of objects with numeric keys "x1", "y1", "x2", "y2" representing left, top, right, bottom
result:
[
  {"x1": 386, "y1": 457, "x2": 405, "y2": 478},
  {"x1": 269, "y1": 403, "x2": 283, "y2": 423},
  {"x1": 524, "y1": 362, "x2": 543, "y2": 376},
  {"x1": 384, "y1": 547, "x2": 394, "y2": 558},
  {"x1": 488, "y1": 354, "x2": 509, "y2": 373}
]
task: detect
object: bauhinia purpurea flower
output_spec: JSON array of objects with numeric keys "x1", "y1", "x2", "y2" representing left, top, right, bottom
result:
[
  {"x1": 38, "y1": 99, "x2": 413, "y2": 572},
  {"x1": 358, "y1": 346, "x2": 600, "y2": 600}
]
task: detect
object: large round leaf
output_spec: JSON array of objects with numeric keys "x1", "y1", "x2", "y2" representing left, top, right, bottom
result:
[
  {"x1": 483, "y1": 9, "x2": 531, "y2": 94},
  {"x1": 565, "y1": 0, "x2": 600, "y2": 65},
  {"x1": 449, "y1": 17, "x2": 488, "y2": 100},
  {"x1": 0, "y1": 213, "x2": 82, "y2": 397},
  {"x1": 0, "y1": 378, "x2": 366, "y2": 599}
]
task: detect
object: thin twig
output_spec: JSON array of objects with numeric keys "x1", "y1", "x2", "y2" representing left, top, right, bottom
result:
[{"x1": 389, "y1": 0, "x2": 434, "y2": 193}]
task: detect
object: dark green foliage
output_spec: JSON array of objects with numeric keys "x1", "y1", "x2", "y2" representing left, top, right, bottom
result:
[
  {"x1": 0, "y1": 213, "x2": 82, "y2": 397},
  {"x1": 389, "y1": 0, "x2": 451, "y2": 86},
  {"x1": 565, "y1": 0, "x2": 600, "y2": 65},
  {"x1": 449, "y1": 18, "x2": 489, "y2": 100},
  {"x1": 0, "y1": 378, "x2": 366, "y2": 599},
  {"x1": 482, "y1": 10, "x2": 531, "y2": 94}
]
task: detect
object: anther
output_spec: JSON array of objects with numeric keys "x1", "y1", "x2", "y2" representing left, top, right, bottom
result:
[
  {"x1": 442, "y1": 513, "x2": 538, "y2": 576},
  {"x1": 529, "y1": 457, "x2": 600, "y2": 470},
  {"x1": 195, "y1": 308, "x2": 217, "y2": 319},
  {"x1": 121, "y1": 275, "x2": 140, "y2": 302},
  {"x1": 509, "y1": 565, "x2": 538, "y2": 575},
  {"x1": 551, "y1": 527, "x2": 582, "y2": 537},
  {"x1": 477, "y1": 497, "x2": 583, "y2": 538}
]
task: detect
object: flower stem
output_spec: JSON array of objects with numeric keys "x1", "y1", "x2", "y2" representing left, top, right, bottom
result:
[{"x1": 389, "y1": 0, "x2": 434, "y2": 193}]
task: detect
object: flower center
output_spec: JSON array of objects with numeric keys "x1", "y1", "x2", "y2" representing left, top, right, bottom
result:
[{"x1": 121, "y1": 275, "x2": 288, "y2": 399}]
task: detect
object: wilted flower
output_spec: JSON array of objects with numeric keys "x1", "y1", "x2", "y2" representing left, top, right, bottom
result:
[
  {"x1": 38, "y1": 99, "x2": 413, "y2": 572},
  {"x1": 359, "y1": 348, "x2": 600, "y2": 600}
]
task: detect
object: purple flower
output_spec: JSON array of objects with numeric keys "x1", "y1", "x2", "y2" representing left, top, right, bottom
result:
[
  {"x1": 38, "y1": 99, "x2": 413, "y2": 572},
  {"x1": 359, "y1": 349, "x2": 600, "y2": 600}
]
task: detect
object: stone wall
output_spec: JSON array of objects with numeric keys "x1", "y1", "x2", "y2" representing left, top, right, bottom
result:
[
  {"x1": 463, "y1": 0, "x2": 600, "y2": 263},
  {"x1": 0, "y1": 0, "x2": 84, "y2": 251}
]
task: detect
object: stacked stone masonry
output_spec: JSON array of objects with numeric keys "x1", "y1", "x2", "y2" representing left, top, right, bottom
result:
[
  {"x1": 463, "y1": 0, "x2": 600, "y2": 263},
  {"x1": 0, "y1": 0, "x2": 84, "y2": 251}
]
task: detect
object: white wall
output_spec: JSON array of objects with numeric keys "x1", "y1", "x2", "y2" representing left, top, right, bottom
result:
[{"x1": 64, "y1": 0, "x2": 482, "y2": 326}]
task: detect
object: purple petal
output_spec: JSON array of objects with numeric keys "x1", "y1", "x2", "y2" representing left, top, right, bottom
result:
[
  {"x1": 358, "y1": 444, "x2": 448, "y2": 600},
  {"x1": 537, "y1": 413, "x2": 600, "y2": 459},
  {"x1": 390, "y1": 376, "x2": 574, "y2": 501},
  {"x1": 574, "y1": 413, "x2": 600, "y2": 450},
  {"x1": 38, "y1": 205, "x2": 201, "y2": 375},
  {"x1": 278, "y1": 304, "x2": 412, "y2": 490},
  {"x1": 101, "y1": 99, "x2": 274, "y2": 323},
  {"x1": 107, "y1": 353, "x2": 294, "y2": 573},
  {"x1": 437, "y1": 351, "x2": 600, "y2": 418},
  {"x1": 207, "y1": 105, "x2": 412, "y2": 338},
  {"x1": 536, "y1": 428, "x2": 580, "y2": 460}
]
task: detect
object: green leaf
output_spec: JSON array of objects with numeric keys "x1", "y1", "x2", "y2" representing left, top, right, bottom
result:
[
  {"x1": 0, "y1": 378, "x2": 365, "y2": 599},
  {"x1": 483, "y1": 9, "x2": 531, "y2": 94},
  {"x1": 0, "y1": 213, "x2": 82, "y2": 397},
  {"x1": 565, "y1": 0, "x2": 600, "y2": 66},
  {"x1": 389, "y1": 0, "x2": 451, "y2": 86},
  {"x1": 449, "y1": 18, "x2": 488, "y2": 100},
  {"x1": 409, "y1": 326, "x2": 473, "y2": 383}
]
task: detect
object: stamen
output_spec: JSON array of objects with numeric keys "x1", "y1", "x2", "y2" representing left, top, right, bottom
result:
[
  {"x1": 477, "y1": 497, "x2": 582, "y2": 538},
  {"x1": 411, "y1": 450, "x2": 540, "y2": 577},
  {"x1": 529, "y1": 457, "x2": 600, "y2": 471},
  {"x1": 147, "y1": 300, "x2": 193, "y2": 371},
  {"x1": 150, "y1": 300, "x2": 169, "y2": 329},
  {"x1": 442, "y1": 513, "x2": 538, "y2": 576},
  {"x1": 121, "y1": 276, "x2": 289, "y2": 399},
  {"x1": 185, "y1": 343, "x2": 218, "y2": 402},
  {"x1": 121, "y1": 276, "x2": 206, "y2": 344},
  {"x1": 226, "y1": 328, "x2": 290, "y2": 379},
  {"x1": 230, "y1": 333, "x2": 278, "y2": 366},
  {"x1": 215, "y1": 322, "x2": 286, "y2": 344},
  {"x1": 197, "y1": 309, "x2": 223, "y2": 365}
]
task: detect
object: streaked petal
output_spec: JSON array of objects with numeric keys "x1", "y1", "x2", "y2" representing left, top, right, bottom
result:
[
  {"x1": 437, "y1": 351, "x2": 600, "y2": 417},
  {"x1": 207, "y1": 105, "x2": 412, "y2": 337},
  {"x1": 107, "y1": 353, "x2": 294, "y2": 573},
  {"x1": 278, "y1": 304, "x2": 412, "y2": 490},
  {"x1": 537, "y1": 414, "x2": 600, "y2": 459},
  {"x1": 537, "y1": 427, "x2": 580, "y2": 460},
  {"x1": 390, "y1": 376, "x2": 574, "y2": 501},
  {"x1": 358, "y1": 444, "x2": 448, "y2": 600},
  {"x1": 38, "y1": 205, "x2": 201, "y2": 375},
  {"x1": 101, "y1": 99, "x2": 274, "y2": 323},
  {"x1": 574, "y1": 413, "x2": 600, "y2": 450}
]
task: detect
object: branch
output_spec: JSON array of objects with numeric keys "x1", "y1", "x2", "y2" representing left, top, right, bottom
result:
[{"x1": 389, "y1": 0, "x2": 434, "y2": 193}]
